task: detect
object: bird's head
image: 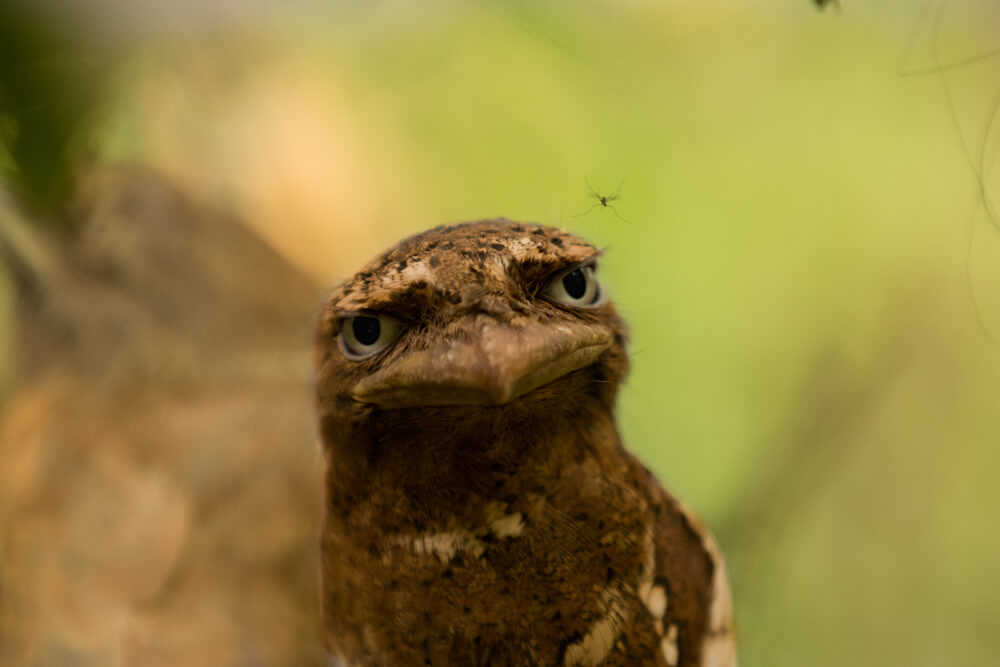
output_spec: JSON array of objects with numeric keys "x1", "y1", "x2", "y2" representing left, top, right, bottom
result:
[{"x1": 315, "y1": 220, "x2": 629, "y2": 452}]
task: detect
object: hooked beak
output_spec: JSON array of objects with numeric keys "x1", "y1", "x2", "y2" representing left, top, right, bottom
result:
[{"x1": 350, "y1": 319, "x2": 612, "y2": 408}]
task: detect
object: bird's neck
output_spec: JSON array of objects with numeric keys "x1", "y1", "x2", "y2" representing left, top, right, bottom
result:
[{"x1": 324, "y1": 403, "x2": 623, "y2": 530}]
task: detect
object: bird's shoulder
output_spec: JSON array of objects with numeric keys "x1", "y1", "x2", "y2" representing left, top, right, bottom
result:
[{"x1": 621, "y1": 453, "x2": 736, "y2": 667}]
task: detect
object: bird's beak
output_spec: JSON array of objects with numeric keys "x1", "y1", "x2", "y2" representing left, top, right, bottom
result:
[{"x1": 350, "y1": 319, "x2": 612, "y2": 408}]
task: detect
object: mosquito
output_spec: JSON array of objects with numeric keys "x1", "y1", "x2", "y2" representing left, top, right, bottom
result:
[{"x1": 573, "y1": 176, "x2": 631, "y2": 224}]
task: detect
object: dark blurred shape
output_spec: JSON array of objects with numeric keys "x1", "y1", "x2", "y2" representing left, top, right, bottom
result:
[
  {"x1": 0, "y1": 164, "x2": 325, "y2": 665},
  {"x1": 0, "y1": 2, "x2": 118, "y2": 222},
  {"x1": 814, "y1": 0, "x2": 840, "y2": 11}
]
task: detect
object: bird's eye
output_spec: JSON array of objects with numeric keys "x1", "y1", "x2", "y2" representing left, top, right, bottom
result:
[
  {"x1": 339, "y1": 315, "x2": 403, "y2": 360},
  {"x1": 544, "y1": 265, "x2": 603, "y2": 307}
]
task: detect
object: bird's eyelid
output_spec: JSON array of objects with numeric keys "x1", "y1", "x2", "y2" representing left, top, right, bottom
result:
[
  {"x1": 336, "y1": 309, "x2": 380, "y2": 319},
  {"x1": 546, "y1": 256, "x2": 601, "y2": 282},
  {"x1": 335, "y1": 309, "x2": 413, "y2": 327},
  {"x1": 570, "y1": 248, "x2": 603, "y2": 270},
  {"x1": 324, "y1": 309, "x2": 390, "y2": 333}
]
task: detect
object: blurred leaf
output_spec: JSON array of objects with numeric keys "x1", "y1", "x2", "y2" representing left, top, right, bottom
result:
[{"x1": 0, "y1": 3, "x2": 115, "y2": 220}]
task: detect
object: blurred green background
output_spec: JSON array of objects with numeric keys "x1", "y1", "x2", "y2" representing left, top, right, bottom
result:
[{"x1": 2, "y1": 1, "x2": 999, "y2": 665}]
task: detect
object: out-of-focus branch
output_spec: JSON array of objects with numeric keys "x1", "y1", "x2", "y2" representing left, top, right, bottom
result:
[{"x1": 0, "y1": 189, "x2": 63, "y2": 294}]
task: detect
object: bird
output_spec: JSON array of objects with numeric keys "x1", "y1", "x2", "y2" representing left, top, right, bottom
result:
[{"x1": 314, "y1": 219, "x2": 735, "y2": 666}]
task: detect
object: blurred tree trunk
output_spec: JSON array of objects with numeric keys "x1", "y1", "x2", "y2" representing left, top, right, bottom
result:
[{"x1": 0, "y1": 164, "x2": 326, "y2": 666}]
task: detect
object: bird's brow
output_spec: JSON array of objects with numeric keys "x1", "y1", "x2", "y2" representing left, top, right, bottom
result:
[
  {"x1": 334, "y1": 282, "x2": 455, "y2": 322},
  {"x1": 514, "y1": 251, "x2": 601, "y2": 286}
]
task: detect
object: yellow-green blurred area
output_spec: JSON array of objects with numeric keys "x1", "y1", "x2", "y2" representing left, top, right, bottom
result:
[{"x1": 2, "y1": 0, "x2": 1000, "y2": 665}]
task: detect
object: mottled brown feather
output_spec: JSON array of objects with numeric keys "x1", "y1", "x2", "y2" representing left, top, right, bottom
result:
[{"x1": 316, "y1": 219, "x2": 735, "y2": 666}]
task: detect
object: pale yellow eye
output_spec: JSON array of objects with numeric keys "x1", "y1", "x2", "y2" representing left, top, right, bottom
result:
[
  {"x1": 339, "y1": 315, "x2": 403, "y2": 359},
  {"x1": 544, "y1": 265, "x2": 603, "y2": 307}
]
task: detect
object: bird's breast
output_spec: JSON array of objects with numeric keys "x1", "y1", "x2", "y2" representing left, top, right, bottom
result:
[{"x1": 322, "y1": 454, "x2": 666, "y2": 665}]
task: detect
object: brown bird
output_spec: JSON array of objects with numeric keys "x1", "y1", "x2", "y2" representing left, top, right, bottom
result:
[{"x1": 315, "y1": 220, "x2": 735, "y2": 666}]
